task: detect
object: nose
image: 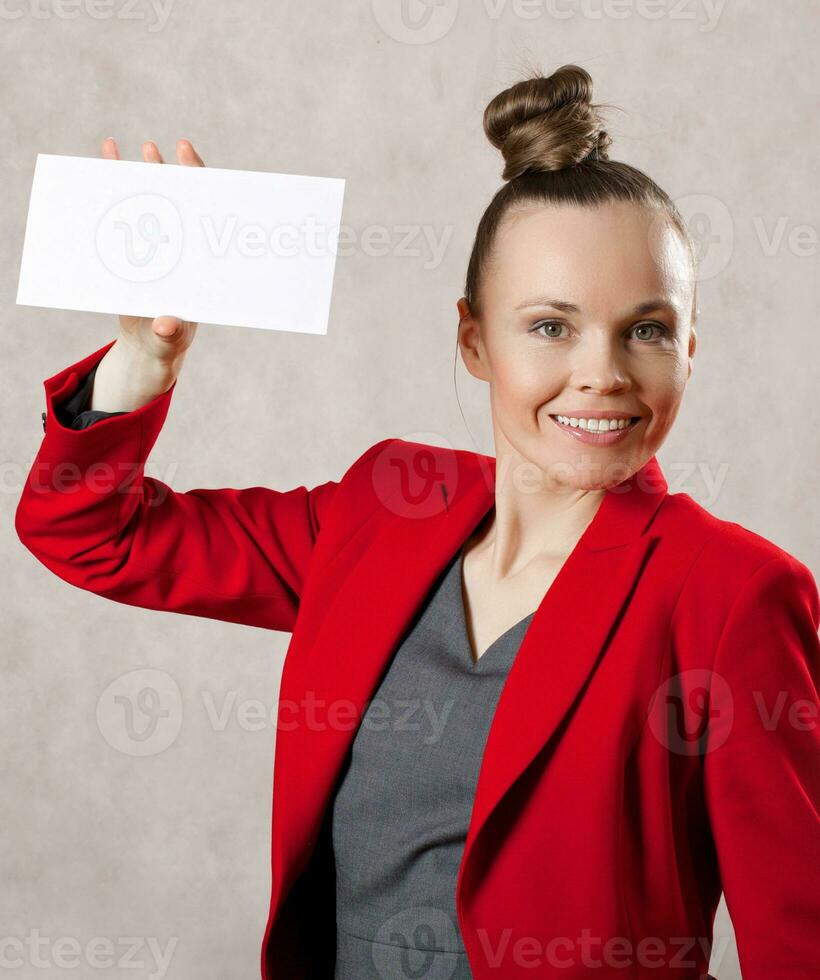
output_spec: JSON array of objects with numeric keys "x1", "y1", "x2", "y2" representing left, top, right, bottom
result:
[{"x1": 570, "y1": 335, "x2": 632, "y2": 395}]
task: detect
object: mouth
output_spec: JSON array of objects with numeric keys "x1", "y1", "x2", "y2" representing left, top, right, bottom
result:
[{"x1": 548, "y1": 414, "x2": 643, "y2": 445}]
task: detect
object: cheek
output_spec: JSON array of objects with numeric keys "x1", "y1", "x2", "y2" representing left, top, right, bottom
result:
[
  {"x1": 491, "y1": 351, "x2": 560, "y2": 408},
  {"x1": 642, "y1": 357, "x2": 690, "y2": 410},
  {"x1": 494, "y1": 374, "x2": 553, "y2": 425}
]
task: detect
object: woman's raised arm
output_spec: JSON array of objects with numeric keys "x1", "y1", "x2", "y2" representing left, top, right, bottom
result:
[
  {"x1": 15, "y1": 336, "x2": 341, "y2": 632},
  {"x1": 15, "y1": 137, "x2": 342, "y2": 632}
]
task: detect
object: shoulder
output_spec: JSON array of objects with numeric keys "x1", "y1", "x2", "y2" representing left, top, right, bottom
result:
[
  {"x1": 659, "y1": 492, "x2": 819, "y2": 660},
  {"x1": 657, "y1": 490, "x2": 815, "y2": 584},
  {"x1": 338, "y1": 436, "x2": 489, "y2": 502}
]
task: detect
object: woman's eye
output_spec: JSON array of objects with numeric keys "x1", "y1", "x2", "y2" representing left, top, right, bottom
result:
[
  {"x1": 530, "y1": 320, "x2": 567, "y2": 340},
  {"x1": 631, "y1": 322, "x2": 668, "y2": 342}
]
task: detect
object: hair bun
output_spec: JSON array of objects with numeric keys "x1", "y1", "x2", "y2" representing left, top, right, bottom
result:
[{"x1": 484, "y1": 64, "x2": 613, "y2": 180}]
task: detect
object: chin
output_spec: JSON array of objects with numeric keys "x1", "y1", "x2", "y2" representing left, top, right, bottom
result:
[{"x1": 536, "y1": 445, "x2": 649, "y2": 493}]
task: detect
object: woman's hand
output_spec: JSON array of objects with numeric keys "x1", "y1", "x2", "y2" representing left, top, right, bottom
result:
[
  {"x1": 88, "y1": 137, "x2": 206, "y2": 413},
  {"x1": 102, "y1": 136, "x2": 204, "y2": 366}
]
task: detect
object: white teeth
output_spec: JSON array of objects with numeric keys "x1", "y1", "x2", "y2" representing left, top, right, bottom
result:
[{"x1": 553, "y1": 415, "x2": 635, "y2": 432}]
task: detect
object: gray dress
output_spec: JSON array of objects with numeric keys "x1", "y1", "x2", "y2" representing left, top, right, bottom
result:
[{"x1": 331, "y1": 544, "x2": 537, "y2": 980}]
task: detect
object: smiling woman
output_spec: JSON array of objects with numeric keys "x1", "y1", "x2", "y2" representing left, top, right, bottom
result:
[
  {"x1": 457, "y1": 65, "x2": 698, "y2": 498},
  {"x1": 15, "y1": 62, "x2": 819, "y2": 980}
]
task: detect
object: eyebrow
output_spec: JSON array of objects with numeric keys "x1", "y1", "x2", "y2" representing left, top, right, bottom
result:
[{"x1": 514, "y1": 296, "x2": 679, "y2": 318}]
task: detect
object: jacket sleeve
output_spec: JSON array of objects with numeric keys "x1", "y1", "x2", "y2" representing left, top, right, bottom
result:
[
  {"x1": 15, "y1": 339, "x2": 346, "y2": 633},
  {"x1": 702, "y1": 555, "x2": 820, "y2": 979}
]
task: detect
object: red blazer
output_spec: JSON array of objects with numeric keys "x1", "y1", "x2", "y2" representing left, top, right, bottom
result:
[{"x1": 16, "y1": 339, "x2": 820, "y2": 980}]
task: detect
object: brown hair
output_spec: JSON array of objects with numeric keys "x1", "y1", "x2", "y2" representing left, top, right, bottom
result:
[{"x1": 463, "y1": 64, "x2": 698, "y2": 322}]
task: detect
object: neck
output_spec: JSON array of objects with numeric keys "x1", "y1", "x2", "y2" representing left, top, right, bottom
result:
[{"x1": 472, "y1": 448, "x2": 607, "y2": 581}]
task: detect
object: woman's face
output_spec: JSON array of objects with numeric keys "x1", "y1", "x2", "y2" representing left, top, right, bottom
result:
[{"x1": 457, "y1": 201, "x2": 697, "y2": 491}]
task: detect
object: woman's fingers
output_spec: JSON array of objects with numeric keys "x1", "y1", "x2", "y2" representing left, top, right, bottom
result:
[
  {"x1": 142, "y1": 140, "x2": 164, "y2": 164},
  {"x1": 101, "y1": 136, "x2": 120, "y2": 160},
  {"x1": 100, "y1": 136, "x2": 203, "y2": 168},
  {"x1": 177, "y1": 138, "x2": 205, "y2": 167}
]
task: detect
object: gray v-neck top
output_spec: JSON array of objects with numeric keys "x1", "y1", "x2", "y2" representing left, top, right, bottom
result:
[{"x1": 331, "y1": 544, "x2": 537, "y2": 980}]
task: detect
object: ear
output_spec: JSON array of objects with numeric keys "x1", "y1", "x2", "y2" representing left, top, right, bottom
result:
[
  {"x1": 687, "y1": 325, "x2": 697, "y2": 378},
  {"x1": 456, "y1": 297, "x2": 490, "y2": 383}
]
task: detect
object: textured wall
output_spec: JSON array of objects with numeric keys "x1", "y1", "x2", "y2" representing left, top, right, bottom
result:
[{"x1": 2, "y1": 1, "x2": 818, "y2": 977}]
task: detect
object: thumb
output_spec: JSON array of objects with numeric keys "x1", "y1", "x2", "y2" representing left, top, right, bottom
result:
[{"x1": 153, "y1": 316, "x2": 183, "y2": 340}]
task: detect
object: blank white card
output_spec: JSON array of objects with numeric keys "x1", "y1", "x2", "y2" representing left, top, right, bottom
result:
[{"x1": 16, "y1": 154, "x2": 346, "y2": 334}]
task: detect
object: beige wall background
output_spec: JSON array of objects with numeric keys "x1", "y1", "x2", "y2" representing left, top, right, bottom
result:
[{"x1": 3, "y1": 1, "x2": 818, "y2": 977}]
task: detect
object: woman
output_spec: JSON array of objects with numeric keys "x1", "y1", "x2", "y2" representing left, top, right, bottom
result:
[{"x1": 16, "y1": 65, "x2": 819, "y2": 980}]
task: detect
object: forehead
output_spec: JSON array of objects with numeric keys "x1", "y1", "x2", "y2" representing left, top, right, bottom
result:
[{"x1": 487, "y1": 201, "x2": 691, "y2": 312}]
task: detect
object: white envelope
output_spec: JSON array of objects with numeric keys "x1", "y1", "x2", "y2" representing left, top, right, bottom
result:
[{"x1": 16, "y1": 153, "x2": 346, "y2": 334}]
